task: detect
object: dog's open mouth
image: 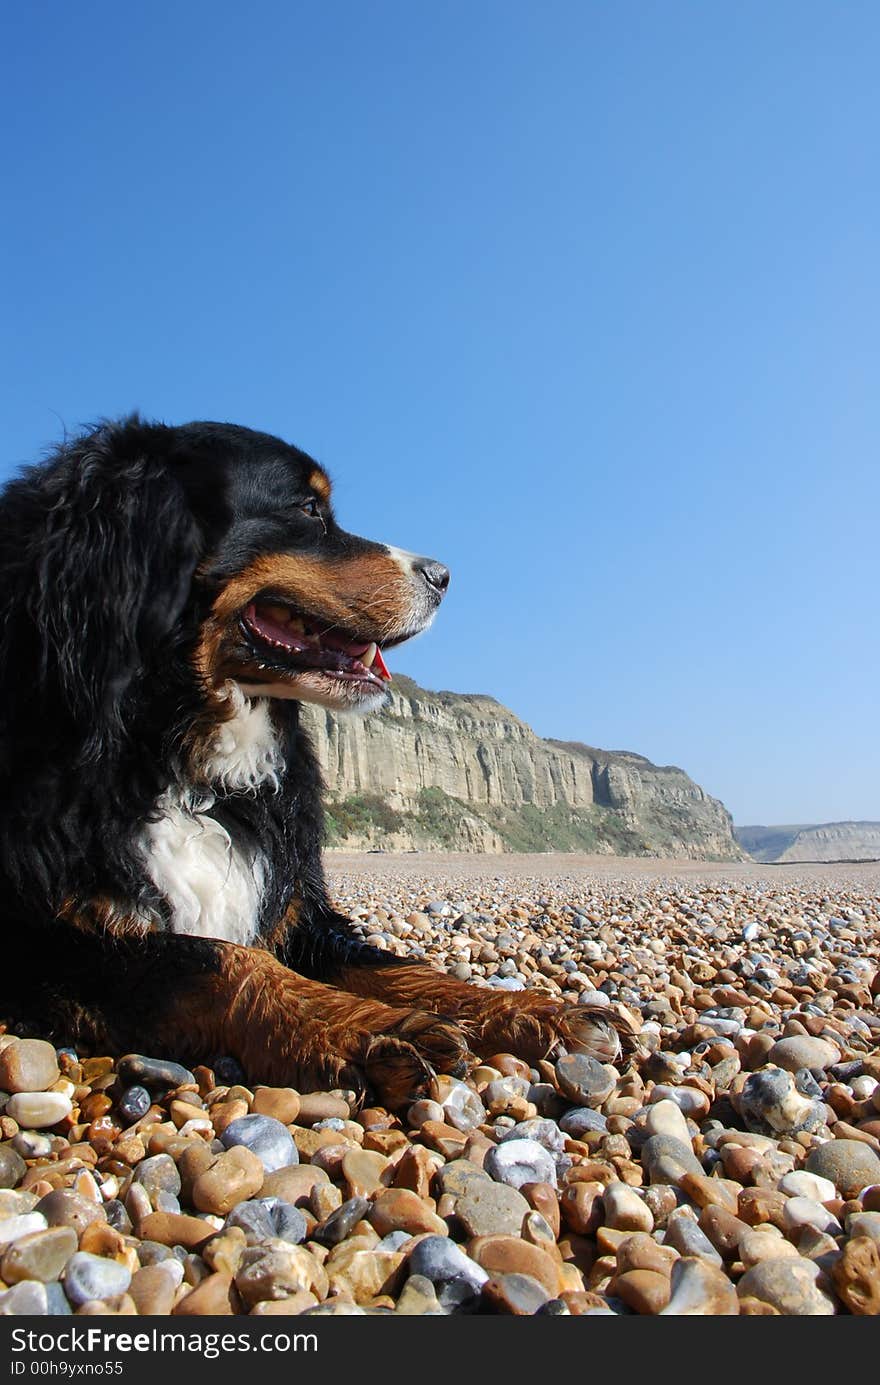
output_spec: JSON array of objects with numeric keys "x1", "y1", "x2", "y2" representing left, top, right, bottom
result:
[{"x1": 241, "y1": 600, "x2": 392, "y2": 686}]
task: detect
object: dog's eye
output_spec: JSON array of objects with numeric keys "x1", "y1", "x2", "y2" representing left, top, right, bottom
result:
[{"x1": 298, "y1": 498, "x2": 321, "y2": 518}]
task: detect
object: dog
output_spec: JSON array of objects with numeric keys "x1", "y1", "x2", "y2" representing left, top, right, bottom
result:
[{"x1": 0, "y1": 416, "x2": 630, "y2": 1107}]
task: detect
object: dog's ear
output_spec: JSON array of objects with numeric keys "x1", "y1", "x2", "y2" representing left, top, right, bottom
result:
[{"x1": 4, "y1": 418, "x2": 203, "y2": 762}]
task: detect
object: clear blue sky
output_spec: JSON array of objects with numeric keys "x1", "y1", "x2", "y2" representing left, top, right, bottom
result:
[{"x1": 3, "y1": 3, "x2": 878, "y2": 825}]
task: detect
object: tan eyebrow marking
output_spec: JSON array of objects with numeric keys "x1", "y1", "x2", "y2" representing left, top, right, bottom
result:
[{"x1": 308, "y1": 468, "x2": 331, "y2": 503}]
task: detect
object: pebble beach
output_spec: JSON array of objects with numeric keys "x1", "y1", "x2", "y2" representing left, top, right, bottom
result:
[{"x1": 1, "y1": 852, "x2": 879, "y2": 1317}]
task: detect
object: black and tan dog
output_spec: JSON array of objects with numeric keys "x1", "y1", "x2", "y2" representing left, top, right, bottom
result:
[{"x1": 0, "y1": 417, "x2": 630, "y2": 1106}]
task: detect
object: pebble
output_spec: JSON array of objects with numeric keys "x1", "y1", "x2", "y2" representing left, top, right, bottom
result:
[
  {"x1": 175, "y1": 1271, "x2": 239, "y2": 1315},
  {"x1": 0, "y1": 1039, "x2": 60, "y2": 1093},
  {"x1": 781, "y1": 1196, "x2": 841, "y2": 1237},
  {"x1": 407, "y1": 1236, "x2": 489, "y2": 1308},
  {"x1": 469, "y1": 1235, "x2": 561, "y2": 1295},
  {"x1": 220, "y1": 1115, "x2": 298, "y2": 1173},
  {"x1": 768, "y1": 1036, "x2": 841, "y2": 1072},
  {"x1": 613, "y1": 1268, "x2": 670, "y2": 1314},
  {"x1": 644, "y1": 1099, "x2": 691, "y2": 1144},
  {"x1": 778, "y1": 1170, "x2": 837, "y2": 1203},
  {"x1": 0, "y1": 1148, "x2": 27, "y2": 1189},
  {"x1": 341, "y1": 1148, "x2": 389, "y2": 1197},
  {"x1": 663, "y1": 1211, "x2": 724, "y2": 1264},
  {"x1": 296, "y1": 1093, "x2": 351, "y2": 1125},
  {"x1": 738, "y1": 1069, "x2": 824, "y2": 1136},
  {"x1": 227, "y1": 1197, "x2": 307, "y2": 1245},
  {"x1": 116, "y1": 1054, "x2": 195, "y2": 1090},
  {"x1": 603, "y1": 1184, "x2": 653, "y2": 1232},
  {"x1": 805, "y1": 1140, "x2": 880, "y2": 1199},
  {"x1": 641, "y1": 1135, "x2": 704, "y2": 1185},
  {"x1": 128, "y1": 1261, "x2": 184, "y2": 1315},
  {"x1": 846, "y1": 1212, "x2": 880, "y2": 1246},
  {"x1": 192, "y1": 1148, "x2": 264, "y2": 1215},
  {"x1": 736, "y1": 1258, "x2": 836, "y2": 1315},
  {"x1": 0, "y1": 1281, "x2": 49, "y2": 1315},
  {"x1": 251, "y1": 1086, "x2": 301, "y2": 1124},
  {"x1": 1, "y1": 858, "x2": 879, "y2": 1318},
  {"x1": 483, "y1": 1273, "x2": 550, "y2": 1314},
  {"x1": 831, "y1": 1236, "x2": 880, "y2": 1315},
  {"x1": 5, "y1": 1092, "x2": 72, "y2": 1128},
  {"x1": 395, "y1": 1274, "x2": 444, "y2": 1315},
  {"x1": 739, "y1": 1229, "x2": 800, "y2": 1267},
  {"x1": 0, "y1": 1226, "x2": 77, "y2": 1283},
  {"x1": 313, "y1": 1197, "x2": 371, "y2": 1246},
  {"x1": 234, "y1": 1246, "x2": 317, "y2": 1309},
  {"x1": 369, "y1": 1188, "x2": 447, "y2": 1236},
  {"x1": 0, "y1": 1213, "x2": 48, "y2": 1245},
  {"x1": 558, "y1": 1108, "x2": 607, "y2": 1137},
  {"x1": 63, "y1": 1251, "x2": 132, "y2": 1307},
  {"x1": 484, "y1": 1139, "x2": 558, "y2": 1189},
  {"x1": 36, "y1": 1190, "x2": 106, "y2": 1236},
  {"x1": 555, "y1": 1055, "x2": 615, "y2": 1107},
  {"x1": 454, "y1": 1182, "x2": 531, "y2": 1237},
  {"x1": 660, "y1": 1257, "x2": 740, "y2": 1315},
  {"x1": 117, "y1": 1086, "x2": 152, "y2": 1124},
  {"x1": 133, "y1": 1154, "x2": 182, "y2": 1202}
]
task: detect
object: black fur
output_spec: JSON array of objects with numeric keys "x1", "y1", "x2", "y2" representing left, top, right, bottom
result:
[{"x1": 0, "y1": 416, "x2": 433, "y2": 1051}]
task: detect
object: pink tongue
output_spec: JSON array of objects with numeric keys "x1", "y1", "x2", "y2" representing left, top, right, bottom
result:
[{"x1": 246, "y1": 605, "x2": 308, "y2": 650}]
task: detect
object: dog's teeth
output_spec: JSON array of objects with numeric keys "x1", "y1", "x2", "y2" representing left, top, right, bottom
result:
[{"x1": 362, "y1": 642, "x2": 378, "y2": 668}]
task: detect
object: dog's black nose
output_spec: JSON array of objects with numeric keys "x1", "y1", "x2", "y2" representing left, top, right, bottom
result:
[{"x1": 415, "y1": 558, "x2": 450, "y2": 595}]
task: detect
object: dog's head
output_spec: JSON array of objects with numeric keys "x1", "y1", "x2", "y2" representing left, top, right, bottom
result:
[
  {"x1": 0, "y1": 417, "x2": 449, "y2": 770},
  {"x1": 173, "y1": 420, "x2": 449, "y2": 714}
]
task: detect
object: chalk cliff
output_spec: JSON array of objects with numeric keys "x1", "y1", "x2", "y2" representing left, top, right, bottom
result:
[{"x1": 302, "y1": 675, "x2": 742, "y2": 858}]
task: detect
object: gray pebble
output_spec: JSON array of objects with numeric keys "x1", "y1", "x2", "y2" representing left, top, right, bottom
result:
[
  {"x1": 63, "y1": 1251, "x2": 131, "y2": 1307},
  {"x1": 407, "y1": 1235, "x2": 488, "y2": 1309},
  {"x1": 227, "y1": 1197, "x2": 307, "y2": 1245},
  {"x1": 220, "y1": 1114, "x2": 298, "y2": 1173},
  {"x1": 500, "y1": 1118, "x2": 566, "y2": 1154},
  {"x1": 739, "y1": 1069, "x2": 825, "y2": 1137},
  {"x1": 484, "y1": 1138, "x2": 558, "y2": 1190},
  {"x1": 641, "y1": 1134, "x2": 703, "y2": 1185},
  {"x1": 376, "y1": 1230, "x2": 414, "y2": 1252},
  {"x1": 116, "y1": 1054, "x2": 195, "y2": 1090},
  {"x1": 559, "y1": 1107, "x2": 607, "y2": 1137},
  {"x1": 555, "y1": 1054, "x2": 615, "y2": 1107},
  {"x1": 313, "y1": 1196, "x2": 370, "y2": 1247},
  {"x1": 663, "y1": 1210, "x2": 724, "y2": 1264},
  {"x1": 768, "y1": 1036, "x2": 841, "y2": 1073}
]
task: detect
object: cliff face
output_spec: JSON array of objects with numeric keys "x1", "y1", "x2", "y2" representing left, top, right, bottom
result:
[
  {"x1": 301, "y1": 676, "x2": 743, "y2": 859},
  {"x1": 737, "y1": 822, "x2": 880, "y2": 863}
]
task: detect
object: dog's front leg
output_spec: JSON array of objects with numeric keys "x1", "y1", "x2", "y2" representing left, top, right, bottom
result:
[
  {"x1": 272, "y1": 904, "x2": 634, "y2": 1067},
  {"x1": 334, "y1": 955, "x2": 635, "y2": 1067},
  {"x1": 23, "y1": 927, "x2": 471, "y2": 1108}
]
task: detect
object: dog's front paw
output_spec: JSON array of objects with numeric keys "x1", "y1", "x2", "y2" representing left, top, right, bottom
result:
[
  {"x1": 464, "y1": 992, "x2": 638, "y2": 1066},
  {"x1": 551, "y1": 1000, "x2": 636, "y2": 1064},
  {"x1": 364, "y1": 1012, "x2": 474, "y2": 1109}
]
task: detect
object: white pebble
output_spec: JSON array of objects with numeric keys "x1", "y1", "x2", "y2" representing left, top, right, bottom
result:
[{"x1": 0, "y1": 1214, "x2": 49, "y2": 1245}]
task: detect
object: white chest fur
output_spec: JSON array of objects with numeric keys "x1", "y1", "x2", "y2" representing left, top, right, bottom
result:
[
  {"x1": 138, "y1": 687, "x2": 281, "y2": 943},
  {"x1": 140, "y1": 790, "x2": 266, "y2": 944}
]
